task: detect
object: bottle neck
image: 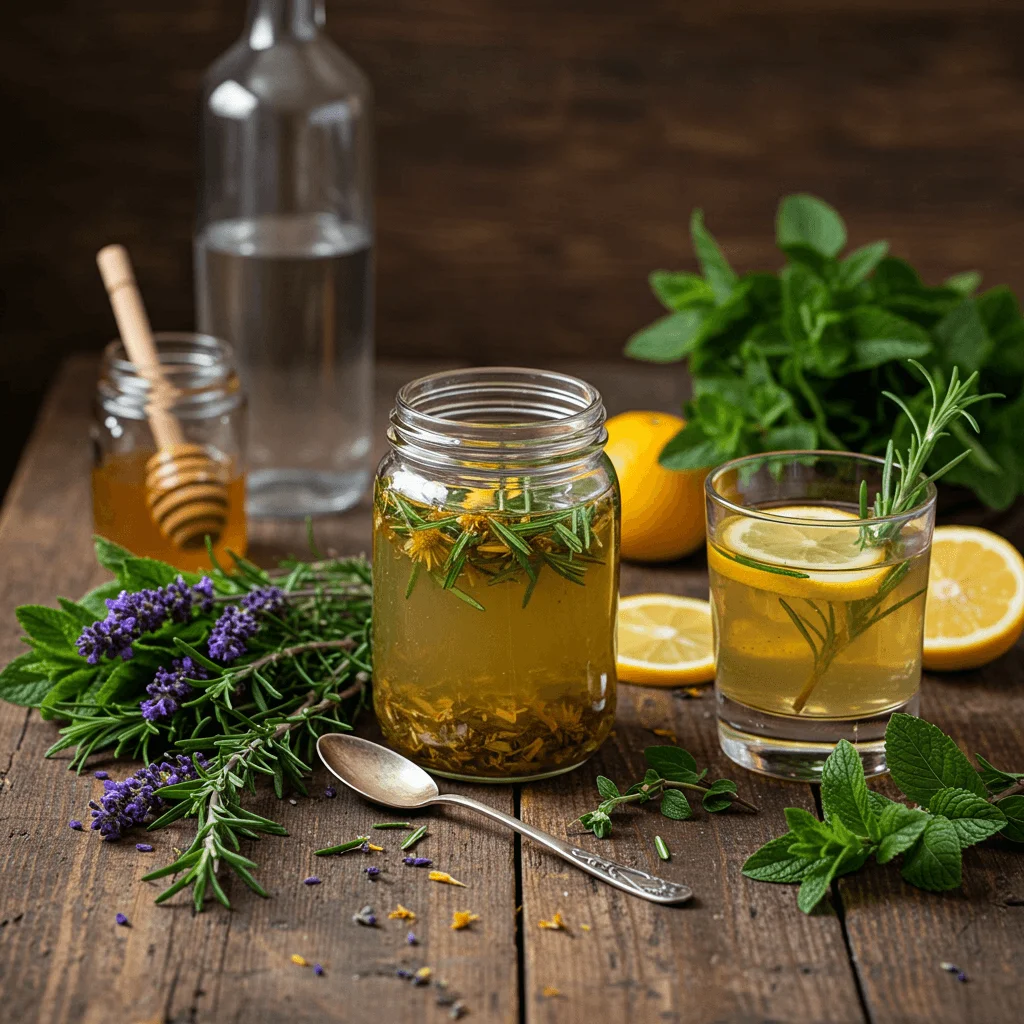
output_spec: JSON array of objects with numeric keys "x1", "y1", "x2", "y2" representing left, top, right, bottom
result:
[{"x1": 245, "y1": 0, "x2": 324, "y2": 47}]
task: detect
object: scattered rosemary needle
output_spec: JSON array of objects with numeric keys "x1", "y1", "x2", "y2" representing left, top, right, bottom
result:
[
  {"x1": 373, "y1": 822, "x2": 412, "y2": 830},
  {"x1": 315, "y1": 836, "x2": 369, "y2": 856},
  {"x1": 402, "y1": 825, "x2": 429, "y2": 850},
  {"x1": 654, "y1": 836, "x2": 670, "y2": 861},
  {"x1": 429, "y1": 870, "x2": 467, "y2": 887}
]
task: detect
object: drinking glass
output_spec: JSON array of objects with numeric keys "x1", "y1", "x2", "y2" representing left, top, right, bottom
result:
[{"x1": 706, "y1": 451, "x2": 936, "y2": 780}]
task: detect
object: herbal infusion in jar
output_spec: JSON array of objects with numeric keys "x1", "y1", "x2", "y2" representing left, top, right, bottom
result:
[{"x1": 372, "y1": 368, "x2": 619, "y2": 781}]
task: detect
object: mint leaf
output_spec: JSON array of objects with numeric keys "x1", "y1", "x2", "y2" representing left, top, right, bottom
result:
[
  {"x1": 660, "y1": 790, "x2": 692, "y2": 820},
  {"x1": 796, "y1": 857, "x2": 839, "y2": 914},
  {"x1": 595, "y1": 775, "x2": 620, "y2": 801},
  {"x1": 945, "y1": 271, "x2": 982, "y2": 296},
  {"x1": 658, "y1": 420, "x2": 727, "y2": 471},
  {"x1": 94, "y1": 535, "x2": 135, "y2": 576},
  {"x1": 625, "y1": 310, "x2": 705, "y2": 363},
  {"x1": 928, "y1": 787, "x2": 1007, "y2": 848},
  {"x1": 875, "y1": 804, "x2": 930, "y2": 864},
  {"x1": 16, "y1": 605, "x2": 79, "y2": 652},
  {"x1": 579, "y1": 810, "x2": 612, "y2": 839},
  {"x1": 820, "y1": 738, "x2": 876, "y2": 838},
  {"x1": 0, "y1": 652, "x2": 54, "y2": 708},
  {"x1": 38, "y1": 668, "x2": 99, "y2": 720},
  {"x1": 648, "y1": 270, "x2": 716, "y2": 311},
  {"x1": 995, "y1": 796, "x2": 1024, "y2": 842},
  {"x1": 690, "y1": 209, "x2": 737, "y2": 303},
  {"x1": 836, "y1": 241, "x2": 889, "y2": 288},
  {"x1": 974, "y1": 753, "x2": 1023, "y2": 794},
  {"x1": 776, "y1": 194, "x2": 847, "y2": 258},
  {"x1": 57, "y1": 598, "x2": 101, "y2": 628},
  {"x1": 702, "y1": 779, "x2": 738, "y2": 813},
  {"x1": 900, "y1": 816, "x2": 962, "y2": 891},
  {"x1": 77, "y1": 581, "x2": 125, "y2": 619},
  {"x1": 885, "y1": 714, "x2": 988, "y2": 805},
  {"x1": 742, "y1": 834, "x2": 818, "y2": 883},
  {"x1": 644, "y1": 746, "x2": 698, "y2": 782},
  {"x1": 120, "y1": 556, "x2": 192, "y2": 591},
  {"x1": 934, "y1": 299, "x2": 992, "y2": 374},
  {"x1": 848, "y1": 306, "x2": 932, "y2": 370}
]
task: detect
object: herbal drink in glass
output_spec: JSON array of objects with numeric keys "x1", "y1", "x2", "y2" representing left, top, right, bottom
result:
[{"x1": 706, "y1": 452, "x2": 935, "y2": 780}]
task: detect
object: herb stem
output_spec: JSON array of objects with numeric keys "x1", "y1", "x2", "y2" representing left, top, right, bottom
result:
[{"x1": 661, "y1": 779, "x2": 758, "y2": 813}]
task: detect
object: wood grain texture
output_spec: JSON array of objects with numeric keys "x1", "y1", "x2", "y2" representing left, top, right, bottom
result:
[{"x1": 5, "y1": 1, "x2": 1024, "y2": 495}]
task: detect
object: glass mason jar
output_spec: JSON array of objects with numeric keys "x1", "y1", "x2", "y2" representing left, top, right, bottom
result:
[
  {"x1": 706, "y1": 451, "x2": 935, "y2": 781},
  {"x1": 92, "y1": 332, "x2": 248, "y2": 574},
  {"x1": 195, "y1": 0, "x2": 374, "y2": 519},
  {"x1": 372, "y1": 368, "x2": 620, "y2": 782}
]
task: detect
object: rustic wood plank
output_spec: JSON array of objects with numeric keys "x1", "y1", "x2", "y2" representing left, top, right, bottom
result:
[{"x1": 519, "y1": 560, "x2": 867, "y2": 1023}]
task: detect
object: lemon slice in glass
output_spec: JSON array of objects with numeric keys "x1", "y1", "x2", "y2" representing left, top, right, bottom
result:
[{"x1": 709, "y1": 504, "x2": 887, "y2": 600}]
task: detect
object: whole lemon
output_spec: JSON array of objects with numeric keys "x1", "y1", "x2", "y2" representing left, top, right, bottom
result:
[{"x1": 604, "y1": 410, "x2": 708, "y2": 562}]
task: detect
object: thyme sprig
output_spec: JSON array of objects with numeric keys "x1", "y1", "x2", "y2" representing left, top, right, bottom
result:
[
  {"x1": 0, "y1": 534, "x2": 373, "y2": 909},
  {"x1": 576, "y1": 746, "x2": 756, "y2": 839}
]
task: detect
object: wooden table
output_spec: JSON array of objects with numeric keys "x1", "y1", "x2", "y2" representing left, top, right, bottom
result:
[{"x1": 1, "y1": 358, "x2": 1022, "y2": 1024}]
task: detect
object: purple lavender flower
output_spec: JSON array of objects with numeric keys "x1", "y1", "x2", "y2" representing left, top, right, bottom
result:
[
  {"x1": 324, "y1": 786, "x2": 337, "y2": 799},
  {"x1": 88, "y1": 753, "x2": 207, "y2": 840},
  {"x1": 69, "y1": 820, "x2": 83, "y2": 831},
  {"x1": 94, "y1": 771, "x2": 109, "y2": 780},
  {"x1": 241, "y1": 586, "x2": 285, "y2": 616},
  {"x1": 403, "y1": 856, "x2": 432, "y2": 867},
  {"x1": 75, "y1": 576, "x2": 215, "y2": 664},
  {"x1": 207, "y1": 605, "x2": 259, "y2": 663},
  {"x1": 304, "y1": 876, "x2": 322, "y2": 886},
  {"x1": 313, "y1": 964, "x2": 324, "y2": 976},
  {"x1": 406, "y1": 931, "x2": 417, "y2": 945},
  {"x1": 136, "y1": 843, "x2": 154, "y2": 852},
  {"x1": 365, "y1": 866, "x2": 380, "y2": 879},
  {"x1": 140, "y1": 657, "x2": 209, "y2": 722},
  {"x1": 115, "y1": 913, "x2": 129, "y2": 926}
]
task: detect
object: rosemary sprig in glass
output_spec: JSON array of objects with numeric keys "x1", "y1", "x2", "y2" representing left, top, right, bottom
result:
[{"x1": 785, "y1": 361, "x2": 1001, "y2": 712}]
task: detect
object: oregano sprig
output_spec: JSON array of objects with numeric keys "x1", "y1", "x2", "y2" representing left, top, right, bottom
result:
[
  {"x1": 575, "y1": 745, "x2": 757, "y2": 838},
  {"x1": 743, "y1": 714, "x2": 1024, "y2": 913}
]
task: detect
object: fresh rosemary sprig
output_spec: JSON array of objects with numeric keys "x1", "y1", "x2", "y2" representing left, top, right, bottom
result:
[
  {"x1": 784, "y1": 361, "x2": 1002, "y2": 712},
  {"x1": 575, "y1": 746, "x2": 756, "y2": 839},
  {"x1": 0, "y1": 534, "x2": 373, "y2": 910}
]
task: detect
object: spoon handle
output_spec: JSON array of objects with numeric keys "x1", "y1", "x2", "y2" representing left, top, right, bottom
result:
[{"x1": 432, "y1": 793, "x2": 692, "y2": 905}]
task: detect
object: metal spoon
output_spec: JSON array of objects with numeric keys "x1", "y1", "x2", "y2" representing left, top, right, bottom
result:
[{"x1": 316, "y1": 733, "x2": 692, "y2": 905}]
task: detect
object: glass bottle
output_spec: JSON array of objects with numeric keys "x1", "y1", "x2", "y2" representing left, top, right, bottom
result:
[
  {"x1": 92, "y1": 332, "x2": 248, "y2": 573},
  {"x1": 372, "y1": 368, "x2": 621, "y2": 782},
  {"x1": 195, "y1": 0, "x2": 373, "y2": 518}
]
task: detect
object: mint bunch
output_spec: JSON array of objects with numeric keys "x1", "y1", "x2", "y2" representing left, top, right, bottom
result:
[
  {"x1": 626, "y1": 195, "x2": 1024, "y2": 509},
  {"x1": 743, "y1": 714, "x2": 1024, "y2": 912},
  {"x1": 577, "y1": 745, "x2": 756, "y2": 838}
]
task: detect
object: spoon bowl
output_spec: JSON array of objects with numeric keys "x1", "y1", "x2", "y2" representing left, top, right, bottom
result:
[
  {"x1": 318, "y1": 734, "x2": 439, "y2": 808},
  {"x1": 315, "y1": 733, "x2": 693, "y2": 905}
]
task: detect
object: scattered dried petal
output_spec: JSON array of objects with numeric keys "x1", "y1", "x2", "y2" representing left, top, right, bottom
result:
[
  {"x1": 957, "y1": 971, "x2": 968, "y2": 983},
  {"x1": 288, "y1": 799, "x2": 298, "y2": 806},
  {"x1": 450, "y1": 910, "x2": 480, "y2": 930},
  {"x1": 542, "y1": 986, "x2": 562, "y2": 998},
  {"x1": 580, "y1": 924, "x2": 591, "y2": 932},
  {"x1": 940, "y1": 962, "x2": 959, "y2": 973},
  {"x1": 429, "y1": 871, "x2": 467, "y2": 887},
  {"x1": 651, "y1": 729, "x2": 677, "y2": 742},
  {"x1": 538, "y1": 911, "x2": 566, "y2": 931},
  {"x1": 291, "y1": 954, "x2": 309, "y2": 967},
  {"x1": 367, "y1": 843, "x2": 384, "y2": 852},
  {"x1": 388, "y1": 904, "x2": 417, "y2": 921},
  {"x1": 353, "y1": 905, "x2": 377, "y2": 927},
  {"x1": 413, "y1": 966, "x2": 432, "y2": 986}
]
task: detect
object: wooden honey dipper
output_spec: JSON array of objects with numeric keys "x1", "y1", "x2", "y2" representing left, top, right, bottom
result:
[{"x1": 96, "y1": 245, "x2": 228, "y2": 549}]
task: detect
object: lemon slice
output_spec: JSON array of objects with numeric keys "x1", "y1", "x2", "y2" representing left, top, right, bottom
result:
[
  {"x1": 617, "y1": 594, "x2": 715, "y2": 687},
  {"x1": 923, "y1": 526, "x2": 1024, "y2": 671},
  {"x1": 709, "y1": 504, "x2": 887, "y2": 600}
]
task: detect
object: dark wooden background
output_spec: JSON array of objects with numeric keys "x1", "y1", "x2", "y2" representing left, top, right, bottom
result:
[{"x1": 4, "y1": 0, "x2": 1024, "y2": 495}]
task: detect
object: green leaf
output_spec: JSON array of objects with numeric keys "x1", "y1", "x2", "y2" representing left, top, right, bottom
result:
[
  {"x1": 644, "y1": 745, "x2": 698, "y2": 782},
  {"x1": 836, "y1": 241, "x2": 889, "y2": 288},
  {"x1": 762, "y1": 423, "x2": 817, "y2": 452},
  {"x1": 120, "y1": 556, "x2": 190, "y2": 591},
  {"x1": 77, "y1": 581, "x2": 125, "y2": 619},
  {"x1": 928, "y1": 787, "x2": 1007, "y2": 848},
  {"x1": 848, "y1": 307, "x2": 932, "y2": 370},
  {"x1": 625, "y1": 310, "x2": 705, "y2": 363},
  {"x1": 741, "y1": 833, "x2": 818, "y2": 883},
  {"x1": 658, "y1": 421, "x2": 727, "y2": 471},
  {"x1": 885, "y1": 713, "x2": 988, "y2": 805},
  {"x1": 595, "y1": 775, "x2": 620, "y2": 800},
  {"x1": 933, "y1": 299, "x2": 992, "y2": 373},
  {"x1": 95, "y1": 662, "x2": 142, "y2": 705},
  {"x1": 38, "y1": 668, "x2": 98, "y2": 720},
  {"x1": 648, "y1": 270, "x2": 716, "y2": 311},
  {"x1": 995, "y1": 795, "x2": 1024, "y2": 842},
  {"x1": 94, "y1": 535, "x2": 135, "y2": 575},
  {"x1": 945, "y1": 271, "x2": 982, "y2": 296},
  {"x1": 16, "y1": 606, "x2": 79, "y2": 651},
  {"x1": 776, "y1": 194, "x2": 847, "y2": 258},
  {"x1": 820, "y1": 739, "x2": 876, "y2": 838},
  {"x1": 875, "y1": 804, "x2": 929, "y2": 864},
  {"x1": 873, "y1": 257, "x2": 923, "y2": 296},
  {"x1": 580, "y1": 809, "x2": 612, "y2": 839},
  {"x1": 702, "y1": 778, "x2": 738, "y2": 813},
  {"x1": 659, "y1": 789, "x2": 692, "y2": 820},
  {"x1": 974, "y1": 753, "x2": 1023, "y2": 794},
  {"x1": 0, "y1": 652, "x2": 54, "y2": 707},
  {"x1": 900, "y1": 815, "x2": 962, "y2": 892},
  {"x1": 57, "y1": 598, "x2": 102, "y2": 628},
  {"x1": 796, "y1": 856, "x2": 839, "y2": 914},
  {"x1": 690, "y1": 209, "x2": 738, "y2": 304}
]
